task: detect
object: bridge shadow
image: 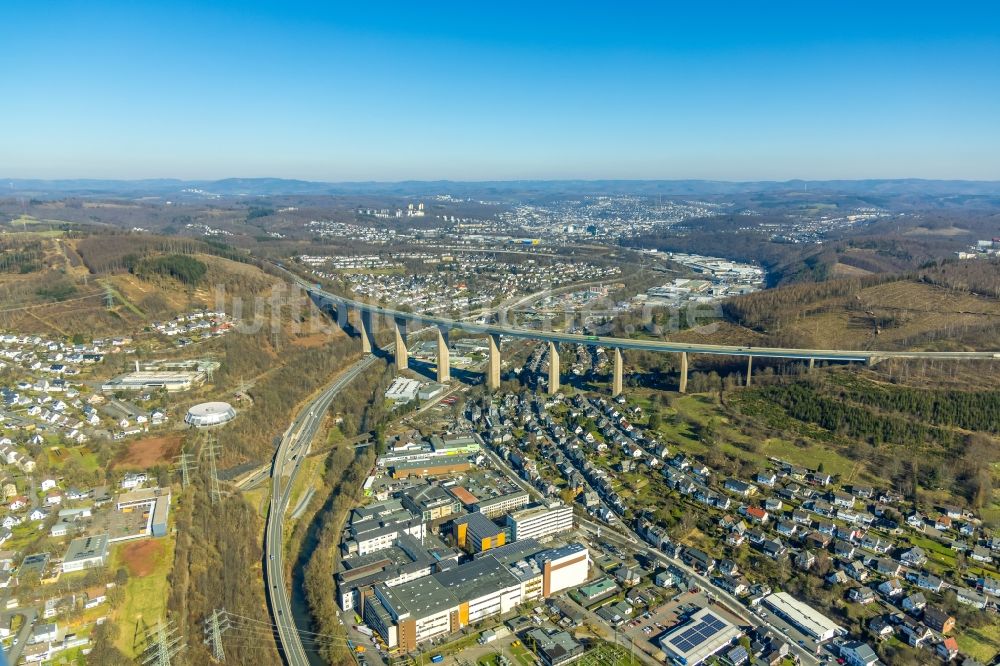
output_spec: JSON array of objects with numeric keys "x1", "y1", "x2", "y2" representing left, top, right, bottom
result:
[{"x1": 406, "y1": 358, "x2": 484, "y2": 385}]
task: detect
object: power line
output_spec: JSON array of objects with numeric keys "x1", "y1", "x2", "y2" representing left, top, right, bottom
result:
[
  {"x1": 218, "y1": 612, "x2": 359, "y2": 650},
  {"x1": 203, "y1": 608, "x2": 231, "y2": 662},
  {"x1": 204, "y1": 438, "x2": 223, "y2": 504},
  {"x1": 140, "y1": 620, "x2": 186, "y2": 666},
  {"x1": 173, "y1": 451, "x2": 197, "y2": 488}
]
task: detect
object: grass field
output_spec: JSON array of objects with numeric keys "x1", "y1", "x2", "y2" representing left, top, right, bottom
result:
[
  {"x1": 957, "y1": 622, "x2": 1000, "y2": 663},
  {"x1": 477, "y1": 643, "x2": 536, "y2": 666},
  {"x1": 111, "y1": 537, "x2": 175, "y2": 657}
]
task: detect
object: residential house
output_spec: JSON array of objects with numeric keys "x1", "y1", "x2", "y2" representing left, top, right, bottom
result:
[
  {"x1": 877, "y1": 579, "x2": 903, "y2": 599},
  {"x1": 898, "y1": 620, "x2": 932, "y2": 648},
  {"x1": 936, "y1": 637, "x2": 959, "y2": 662},
  {"x1": 900, "y1": 547, "x2": 927, "y2": 567},
  {"x1": 915, "y1": 573, "x2": 943, "y2": 593},
  {"x1": 956, "y1": 587, "x2": 987, "y2": 609},
  {"x1": 923, "y1": 607, "x2": 955, "y2": 634},
  {"x1": 869, "y1": 616, "x2": 894, "y2": 641},
  {"x1": 902, "y1": 592, "x2": 926, "y2": 614},
  {"x1": 840, "y1": 641, "x2": 879, "y2": 666}
]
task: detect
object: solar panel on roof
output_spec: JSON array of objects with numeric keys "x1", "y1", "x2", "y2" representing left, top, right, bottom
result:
[{"x1": 667, "y1": 613, "x2": 729, "y2": 654}]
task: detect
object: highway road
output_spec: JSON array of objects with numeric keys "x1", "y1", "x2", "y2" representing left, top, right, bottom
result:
[
  {"x1": 302, "y1": 282, "x2": 999, "y2": 363},
  {"x1": 264, "y1": 353, "x2": 380, "y2": 666}
]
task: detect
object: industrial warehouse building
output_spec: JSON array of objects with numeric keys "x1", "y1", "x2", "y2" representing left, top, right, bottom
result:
[
  {"x1": 762, "y1": 592, "x2": 844, "y2": 642},
  {"x1": 102, "y1": 370, "x2": 204, "y2": 393},
  {"x1": 389, "y1": 458, "x2": 472, "y2": 479},
  {"x1": 507, "y1": 501, "x2": 573, "y2": 541},
  {"x1": 385, "y1": 377, "x2": 421, "y2": 403},
  {"x1": 336, "y1": 532, "x2": 452, "y2": 612},
  {"x1": 377, "y1": 434, "x2": 482, "y2": 469},
  {"x1": 362, "y1": 542, "x2": 590, "y2": 652}
]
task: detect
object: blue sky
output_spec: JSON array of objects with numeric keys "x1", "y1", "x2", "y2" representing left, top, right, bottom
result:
[{"x1": 3, "y1": 1, "x2": 1000, "y2": 180}]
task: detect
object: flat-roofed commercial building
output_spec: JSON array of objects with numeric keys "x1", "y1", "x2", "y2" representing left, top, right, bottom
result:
[
  {"x1": 364, "y1": 542, "x2": 590, "y2": 652},
  {"x1": 377, "y1": 434, "x2": 481, "y2": 470},
  {"x1": 507, "y1": 502, "x2": 573, "y2": 542},
  {"x1": 536, "y1": 543, "x2": 590, "y2": 597},
  {"x1": 473, "y1": 491, "x2": 531, "y2": 518},
  {"x1": 437, "y1": 555, "x2": 522, "y2": 623},
  {"x1": 762, "y1": 591, "x2": 843, "y2": 642},
  {"x1": 578, "y1": 577, "x2": 618, "y2": 602},
  {"x1": 113, "y1": 487, "x2": 172, "y2": 542},
  {"x1": 400, "y1": 484, "x2": 462, "y2": 522},
  {"x1": 447, "y1": 486, "x2": 479, "y2": 508},
  {"x1": 453, "y1": 512, "x2": 505, "y2": 553},
  {"x1": 101, "y1": 370, "x2": 204, "y2": 393},
  {"x1": 344, "y1": 500, "x2": 426, "y2": 557},
  {"x1": 430, "y1": 434, "x2": 480, "y2": 456},
  {"x1": 389, "y1": 458, "x2": 472, "y2": 480},
  {"x1": 659, "y1": 608, "x2": 742, "y2": 666},
  {"x1": 62, "y1": 533, "x2": 110, "y2": 573},
  {"x1": 368, "y1": 576, "x2": 457, "y2": 651}
]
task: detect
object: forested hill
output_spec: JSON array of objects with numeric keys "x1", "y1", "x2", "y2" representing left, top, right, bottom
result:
[
  {"x1": 734, "y1": 372, "x2": 997, "y2": 510},
  {"x1": 715, "y1": 257, "x2": 1000, "y2": 351}
]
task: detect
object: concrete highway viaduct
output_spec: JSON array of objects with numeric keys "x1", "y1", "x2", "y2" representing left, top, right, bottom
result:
[{"x1": 306, "y1": 283, "x2": 999, "y2": 397}]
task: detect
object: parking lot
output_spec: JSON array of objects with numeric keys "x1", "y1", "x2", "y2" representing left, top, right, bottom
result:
[{"x1": 620, "y1": 587, "x2": 707, "y2": 652}]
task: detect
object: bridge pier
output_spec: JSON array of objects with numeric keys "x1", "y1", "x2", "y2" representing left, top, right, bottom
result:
[
  {"x1": 808, "y1": 357, "x2": 815, "y2": 373},
  {"x1": 393, "y1": 318, "x2": 408, "y2": 370},
  {"x1": 746, "y1": 355, "x2": 753, "y2": 387},
  {"x1": 548, "y1": 342, "x2": 560, "y2": 395},
  {"x1": 487, "y1": 334, "x2": 501, "y2": 390},
  {"x1": 678, "y1": 351, "x2": 688, "y2": 393},
  {"x1": 612, "y1": 348, "x2": 623, "y2": 397},
  {"x1": 335, "y1": 301, "x2": 348, "y2": 330},
  {"x1": 436, "y1": 327, "x2": 450, "y2": 383},
  {"x1": 358, "y1": 308, "x2": 373, "y2": 354}
]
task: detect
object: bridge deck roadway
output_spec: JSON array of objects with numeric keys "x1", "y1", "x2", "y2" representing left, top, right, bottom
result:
[{"x1": 306, "y1": 285, "x2": 998, "y2": 363}]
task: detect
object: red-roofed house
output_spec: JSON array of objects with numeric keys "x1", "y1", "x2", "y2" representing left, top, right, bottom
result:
[{"x1": 936, "y1": 637, "x2": 959, "y2": 661}]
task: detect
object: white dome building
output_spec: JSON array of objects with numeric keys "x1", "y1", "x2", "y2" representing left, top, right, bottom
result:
[{"x1": 185, "y1": 401, "x2": 236, "y2": 427}]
